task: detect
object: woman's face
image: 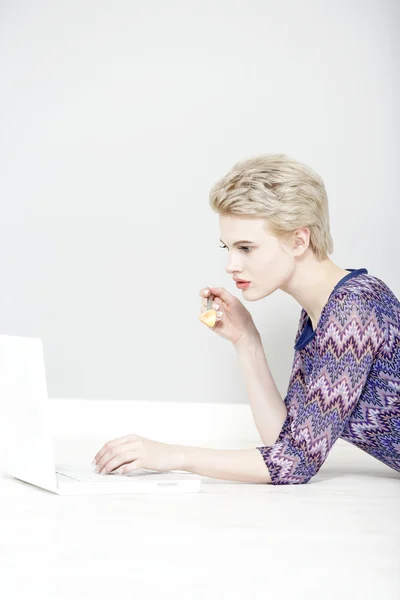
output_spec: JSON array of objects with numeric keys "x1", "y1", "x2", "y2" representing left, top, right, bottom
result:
[{"x1": 219, "y1": 215, "x2": 296, "y2": 300}]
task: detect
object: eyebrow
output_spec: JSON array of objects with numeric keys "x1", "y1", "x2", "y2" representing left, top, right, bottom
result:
[{"x1": 220, "y1": 239, "x2": 255, "y2": 246}]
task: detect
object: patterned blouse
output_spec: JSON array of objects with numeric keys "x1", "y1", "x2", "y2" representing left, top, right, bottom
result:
[{"x1": 256, "y1": 268, "x2": 400, "y2": 485}]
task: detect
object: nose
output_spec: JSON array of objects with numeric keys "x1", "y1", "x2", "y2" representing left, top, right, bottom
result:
[
  {"x1": 225, "y1": 261, "x2": 242, "y2": 276},
  {"x1": 222, "y1": 248, "x2": 246, "y2": 277}
]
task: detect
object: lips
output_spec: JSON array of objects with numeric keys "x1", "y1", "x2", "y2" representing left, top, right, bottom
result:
[{"x1": 234, "y1": 278, "x2": 250, "y2": 283}]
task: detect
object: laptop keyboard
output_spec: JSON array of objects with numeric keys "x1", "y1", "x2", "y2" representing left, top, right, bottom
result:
[{"x1": 55, "y1": 464, "x2": 188, "y2": 482}]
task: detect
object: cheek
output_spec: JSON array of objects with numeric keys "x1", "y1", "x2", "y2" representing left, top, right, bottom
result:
[
  {"x1": 261, "y1": 248, "x2": 292, "y2": 282},
  {"x1": 261, "y1": 245, "x2": 285, "y2": 269}
]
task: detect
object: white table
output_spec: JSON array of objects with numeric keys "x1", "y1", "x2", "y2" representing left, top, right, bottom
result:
[{"x1": 1, "y1": 399, "x2": 399, "y2": 600}]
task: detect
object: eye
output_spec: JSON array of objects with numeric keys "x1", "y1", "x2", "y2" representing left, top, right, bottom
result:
[{"x1": 219, "y1": 244, "x2": 252, "y2": 253}]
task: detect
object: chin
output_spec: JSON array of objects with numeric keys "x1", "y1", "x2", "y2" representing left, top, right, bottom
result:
[
  {"x1": 241, "y1": 288, "x2": 261, "y2": 301},
  {"x1": 246, "y1": 286, "x2": 276, "y2": 301}
]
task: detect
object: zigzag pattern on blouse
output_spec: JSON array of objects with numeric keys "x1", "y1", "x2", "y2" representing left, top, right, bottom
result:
[{"x1": 257, "y1": 272, "x2": 400, "y2": 485}]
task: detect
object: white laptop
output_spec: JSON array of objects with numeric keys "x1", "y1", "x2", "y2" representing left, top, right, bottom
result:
[{"x1": 0, "y1": 334, "x2": 201, "y2": 495}]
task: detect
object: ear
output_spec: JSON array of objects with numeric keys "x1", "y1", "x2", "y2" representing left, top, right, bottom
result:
[{"x1": 292, "y1": 227, "x2": 310, "y2": 256}]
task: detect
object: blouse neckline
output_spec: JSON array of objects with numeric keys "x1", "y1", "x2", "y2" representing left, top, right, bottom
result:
[{"x1": 294, "y1": 268, "x2": 368, "y2": 350}]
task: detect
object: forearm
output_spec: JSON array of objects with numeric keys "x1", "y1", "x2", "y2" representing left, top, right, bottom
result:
[
  {"x1": 175, "y1": 444, "x2": 271, "y2": 483},
  {"x1": 234, "y1": 333, "x2": 287, "y2": 446}
]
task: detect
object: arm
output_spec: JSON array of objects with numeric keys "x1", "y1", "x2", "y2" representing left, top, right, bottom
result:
[
  {"x1": 172, "y1": 332, "x2": 283, "y2": 484},
  {"x1": 234, "y1": 332, "x2": 288, "y2": 446},
  {"x1": 176, "y1": 445, "x2": 271, "y2": 483},
  {"x1": 256, "y1": 295, "x2": 386, "y2": 485}
]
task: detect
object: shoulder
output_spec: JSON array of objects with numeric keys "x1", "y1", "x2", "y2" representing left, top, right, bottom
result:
[
  {"x1": 337, "y1": 272, "x2": 398, "y2": 304},
  {"x1": 318, "y1": 272, "x2": 399, "y2": 349},
  {"x1": 328, "y1": 272, "x2": 399, "y2": 325}
]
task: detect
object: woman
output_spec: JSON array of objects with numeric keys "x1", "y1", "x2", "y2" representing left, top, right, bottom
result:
[{"x1": 92, "y1": 154, "x2": 400, "y2": 485}]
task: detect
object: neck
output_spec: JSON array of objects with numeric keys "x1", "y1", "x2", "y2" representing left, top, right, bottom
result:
[{"x1": 280, "y1": 252, "x2": 351, "y2": 330}]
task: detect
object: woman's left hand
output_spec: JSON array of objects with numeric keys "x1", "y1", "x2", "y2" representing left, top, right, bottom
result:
[{"x1": 92, "y1": 434, "x2": 184, "y2": 475}]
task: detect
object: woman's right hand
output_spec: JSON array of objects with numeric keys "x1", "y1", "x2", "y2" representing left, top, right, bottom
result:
[{"x1": 198, "y1": 286, "x2": 260, "y2": 345}]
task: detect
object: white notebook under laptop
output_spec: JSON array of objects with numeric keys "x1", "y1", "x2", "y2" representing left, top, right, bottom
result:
[{"x1": 0, "y1": 334, "x2": 201, "y2": 495}]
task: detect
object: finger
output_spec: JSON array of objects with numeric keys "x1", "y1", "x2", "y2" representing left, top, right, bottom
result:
[
  {"x1": 207, "y1": 286, "x2": 234, "y2": 305},
  {"x1": 116, "y1": 460, "x2": 143, "y2": 474},
  {"x1": 99, "y1": 450, "x2": 138, "y2": 474},
  {"x1": 93, "y1": 434, "x2": 138, "y2": 464},
  {"x1": 201, "y1": 298, "x2": 221, "y2": 310},
  {"x1": 202, "y1": 294, "x2": 228, "y2": 312},
  {"x1": 199, "y1": 288, "x2": 211, "y2": 298},
  {"x1": 95, "y1": 440, "x2": 139, "y2": 471},
  {"x1": 97, "y1": 442, "x2": 140, "y2": 472}
]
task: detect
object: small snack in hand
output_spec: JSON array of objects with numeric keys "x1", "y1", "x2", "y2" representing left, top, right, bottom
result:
[
  {"x1": 198, "y1": 292, "x2": 217, "y2": 328},
  {"x1": 199, "y1": 308, "x2": 217, "y2": 328}
]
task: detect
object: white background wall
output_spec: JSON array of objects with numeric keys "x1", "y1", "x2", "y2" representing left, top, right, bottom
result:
[{"x1": 0, "y1": 0, "x2": 398, "y2": 403}]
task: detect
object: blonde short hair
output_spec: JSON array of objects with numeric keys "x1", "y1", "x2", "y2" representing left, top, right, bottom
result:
[{"x1": 208, "y1": 153, "x2": 334, "y2": 260}]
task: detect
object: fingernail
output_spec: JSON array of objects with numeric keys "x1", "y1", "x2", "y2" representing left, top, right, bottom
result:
[
  {"x1": 217, "y1": 311, "x2": 223, "y2": 317},
  {"x1": 91, "y1": 459, "x2": 96, "y2": 465},
  {"x1": 94, "y1": 466, "x2": 99, "y2": 473}
]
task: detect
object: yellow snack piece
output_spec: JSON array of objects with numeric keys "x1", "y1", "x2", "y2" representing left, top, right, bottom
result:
[{"x1": 199, "y1": 309, "x2": 217, "y2": 328}]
